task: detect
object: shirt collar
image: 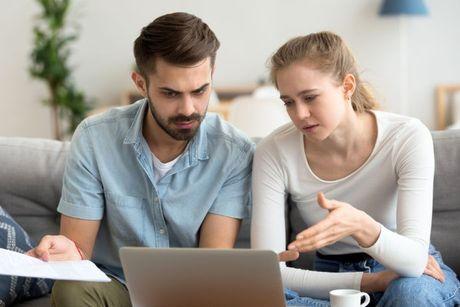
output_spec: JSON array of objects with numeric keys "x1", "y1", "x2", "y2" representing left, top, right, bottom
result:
[{"x1": 123, "y1": 99, "x2": 209, "y2": 161}]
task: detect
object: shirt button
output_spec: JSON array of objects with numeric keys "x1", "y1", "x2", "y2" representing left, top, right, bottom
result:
[{"x1": 159, "y1": 229, "x2": 165, "y2": 234}]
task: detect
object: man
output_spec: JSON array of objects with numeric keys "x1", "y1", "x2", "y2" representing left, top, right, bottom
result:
[{"x1": 27, "y1": 12, "x2": 253, "y2": 306}]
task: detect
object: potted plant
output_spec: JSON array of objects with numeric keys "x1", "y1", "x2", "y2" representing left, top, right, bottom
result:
[{"x1": 30, "y1": 0, "x2": 91, "y2": 140}]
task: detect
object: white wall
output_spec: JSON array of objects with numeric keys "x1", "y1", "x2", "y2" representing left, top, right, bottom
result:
[{"x1": 1, "y1": 0, "x2": 459, "y2": 138}]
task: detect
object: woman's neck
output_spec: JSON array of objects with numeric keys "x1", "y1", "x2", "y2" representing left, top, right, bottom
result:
[{"x1": 307, "y1": 109, "x2": 376, "y2": 160}]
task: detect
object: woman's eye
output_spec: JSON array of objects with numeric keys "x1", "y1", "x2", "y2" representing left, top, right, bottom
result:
[
  {"x1": 304, "y1": 95, "x2": 316, "y2": 102},
  {"x1": 283, "y1": 100, "x2": 293, "y2": 107}
]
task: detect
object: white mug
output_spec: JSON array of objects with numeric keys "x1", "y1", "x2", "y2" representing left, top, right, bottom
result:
[{"x1": 329, "y1": 289, "x2": 370, "y2": 307}]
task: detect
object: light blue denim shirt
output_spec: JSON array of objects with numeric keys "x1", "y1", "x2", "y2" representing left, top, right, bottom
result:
[{"x1": 57, "y1": 99, "x2": 254, "y2": 280}]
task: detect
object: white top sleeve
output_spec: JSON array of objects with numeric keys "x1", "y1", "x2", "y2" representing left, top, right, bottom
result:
[
  {"x1": 360, "y1": 120, "x2": 434, "y2": 276},
  {"x1": 251, "y1": 139, "x2": 363, "y2": 299}
]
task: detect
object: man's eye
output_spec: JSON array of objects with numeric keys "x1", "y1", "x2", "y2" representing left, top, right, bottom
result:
[
  {"x1": 193, "y1": 88, "x2": 207, "y2": 96},
  {"x1": 163, "y1": 91, "x2": 178, "y2": 98}
]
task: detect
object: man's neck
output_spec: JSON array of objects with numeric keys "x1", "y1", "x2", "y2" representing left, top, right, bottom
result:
[{"x1": 142, "y1": 110, "x2": 188, "y2": 163}]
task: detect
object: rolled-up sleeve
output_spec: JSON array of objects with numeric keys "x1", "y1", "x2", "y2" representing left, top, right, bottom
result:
[
  {"x1": 208, "y1": 144, "x2": 254, "y2": 219},
  {"x1": 57, "y1": 122, "x2": 104, "y2": 220}
]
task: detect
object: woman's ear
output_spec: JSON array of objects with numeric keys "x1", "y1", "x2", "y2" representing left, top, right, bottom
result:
[{"x1": 342, "y1": 73, "x2": 356, "y2": 100}]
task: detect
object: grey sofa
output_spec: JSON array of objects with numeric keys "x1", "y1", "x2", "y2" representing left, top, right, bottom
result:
[{"x1": 1, "y1": 129, "x2": 459, "y2": 306}]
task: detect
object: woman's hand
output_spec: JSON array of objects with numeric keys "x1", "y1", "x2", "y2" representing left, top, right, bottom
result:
[
  {"x1": 424, "y1": 255, "x2": 445, "y2": 282},
  {"x1": 362, "y1": 255, "x2": 444, "y2": 293},
  {"x1": 278, "y1": 250, "x2": 300, "y2": 262},
  {"x1": 287, "y1": 192, "x2": 381, "y2": 252},
  {"x1": 361, "y1": 271, "x2": 399, "y2": 293}
]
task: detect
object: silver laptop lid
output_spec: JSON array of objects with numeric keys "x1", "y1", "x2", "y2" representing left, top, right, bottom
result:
[{"x1": 120, "y1": 247, "x2": 286, "y2": 307}]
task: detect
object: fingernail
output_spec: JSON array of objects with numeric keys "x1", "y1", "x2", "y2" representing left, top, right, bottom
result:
[{"x1": 288, "y1": 244, "x2": 296, "y2": 250}]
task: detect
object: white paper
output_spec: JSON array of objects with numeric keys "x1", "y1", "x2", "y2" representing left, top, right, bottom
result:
[{"x1": 0, "y1": 248, "x2": 111, "y2": 282}]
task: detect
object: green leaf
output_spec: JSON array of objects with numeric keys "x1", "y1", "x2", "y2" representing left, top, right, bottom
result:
[{"x1": 29, "y1": 0, "x2": 92, "y2": 138}]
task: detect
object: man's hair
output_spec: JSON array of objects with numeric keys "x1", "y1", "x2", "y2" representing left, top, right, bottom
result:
[{"x1": 134, "y1": 12, "x2": 220, "y2": 78}]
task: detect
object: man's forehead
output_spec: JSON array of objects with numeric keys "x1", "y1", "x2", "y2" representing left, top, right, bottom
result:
[
  {"x1": 152, "y1": 57, "x2": 212, "y2": 74},
  {"x1": 148, "y1": 58, "x2": 213, "y2": 91}
]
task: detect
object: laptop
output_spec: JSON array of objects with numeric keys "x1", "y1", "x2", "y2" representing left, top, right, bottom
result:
[{"x1": 119, "y1": 247, "x2": 286, "y2": 307}]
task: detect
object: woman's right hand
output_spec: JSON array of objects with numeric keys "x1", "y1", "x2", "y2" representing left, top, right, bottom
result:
[
  {"x1": 361, "y1": 255, "x2": 445, "y2": 292},
  {"x1": 278, "y1": 250, "x2": 300, "y2": 262},
  {"x1": 361, "y1": 271, "x2": 399, "y2": 293},
  {"x1": 25, "y1": 235, "x2": 82, "y2": 261}
]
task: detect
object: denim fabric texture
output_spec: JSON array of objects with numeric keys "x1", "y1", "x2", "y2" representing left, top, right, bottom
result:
[
  {"x1": 0, "y1": 206, "x2": 53, "y2": 306},
  {"x1": 285, "y1": 245, "x2": 460, "y2": 306},
  {"x1": 56, "y1": 99, "x2": 254, "y2": 281}
]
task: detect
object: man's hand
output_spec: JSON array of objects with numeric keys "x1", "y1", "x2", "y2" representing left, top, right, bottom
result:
[
  {"x1": 288, "y1": 192, "x2": 380, "y2": 252},
  {"x1": 26, "y1": 235, "x2": 82, "y2": 261}
]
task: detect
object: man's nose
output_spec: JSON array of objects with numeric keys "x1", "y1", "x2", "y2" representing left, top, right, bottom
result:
[{"x1": 178, "y1": 95, "x2": 195, "y2": 116}]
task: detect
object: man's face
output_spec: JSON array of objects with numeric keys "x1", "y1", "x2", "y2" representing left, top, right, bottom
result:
[{"x1": 143, "y1": 58, "x2": 213, "y2": 141}]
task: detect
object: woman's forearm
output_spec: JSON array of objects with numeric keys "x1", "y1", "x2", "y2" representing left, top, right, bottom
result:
[{"x1": 352, "y1": 210, "x2": 381, "y2": 248}]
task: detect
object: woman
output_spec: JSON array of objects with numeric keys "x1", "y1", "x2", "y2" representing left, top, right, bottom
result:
[{"x1": 251, "y1": 31, "x2": 460, "y2": 306}]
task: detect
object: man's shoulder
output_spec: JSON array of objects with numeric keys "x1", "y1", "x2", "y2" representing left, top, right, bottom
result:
[
  {"x1": 203, "y1": 113, "x2": 255, "y2": 155},
  {"x1": 82, "y1": 101, "x2": 143, "y2": 130}
]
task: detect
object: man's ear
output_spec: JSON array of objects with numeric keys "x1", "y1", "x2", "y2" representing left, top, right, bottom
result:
[
  {"x1": 342, "y1": 73, "x2": 356, "y2": 99},
  {"x1": 131, "y1": 71, "x2": 148, "y2": 97},
  {"x1": 211, "y1": 63, "x2": 216, "y2": 76}
]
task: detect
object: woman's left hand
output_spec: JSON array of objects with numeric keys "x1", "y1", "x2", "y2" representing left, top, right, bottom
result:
[
  {"x1": 288, "y1": 192, "x2": 380, "y2": 252},
  {"x1": 425, "y1": 255, "x2": 445, "y2": 282}
]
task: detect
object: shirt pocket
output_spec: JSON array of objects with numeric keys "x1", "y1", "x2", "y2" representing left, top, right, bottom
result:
[{"x1": 105, "y1": 192, "x2": 146, "y2": 245}]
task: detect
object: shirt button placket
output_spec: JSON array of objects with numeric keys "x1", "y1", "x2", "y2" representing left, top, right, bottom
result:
[{"x1": 153, "y1": 196, "x2": 169, "y2": 247}]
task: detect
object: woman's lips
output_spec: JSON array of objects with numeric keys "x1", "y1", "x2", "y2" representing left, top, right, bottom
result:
[{"x1": 302, "y1": 124, "x2": 319, "y2": 132}]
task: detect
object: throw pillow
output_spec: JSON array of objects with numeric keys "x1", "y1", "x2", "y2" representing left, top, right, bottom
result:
[{"x1": 0, "y1": 206, "x2": 54, "y2": 306}]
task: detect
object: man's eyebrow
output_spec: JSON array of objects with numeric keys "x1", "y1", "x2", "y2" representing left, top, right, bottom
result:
[{"x1": 191, "y1": 83, "x2": 210, "y2": 93}]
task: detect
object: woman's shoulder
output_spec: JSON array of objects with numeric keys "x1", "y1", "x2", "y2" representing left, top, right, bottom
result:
[
  {"x1": 256, "y1": 122, "x2": 299, "y2": 153},
  {"x1": 374, "y1": 110, "x2": 430, "y2": 139},
  {"x1": 373, "y1": 111, "x2": 432, "y2": 159}
]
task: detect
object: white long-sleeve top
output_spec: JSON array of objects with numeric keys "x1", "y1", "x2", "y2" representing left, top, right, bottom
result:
[{"x1": 251, "y1": 111, "x2": 434, "y2": 299}]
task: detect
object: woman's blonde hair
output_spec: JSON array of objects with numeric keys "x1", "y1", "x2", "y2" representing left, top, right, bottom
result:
[{"x1": 270, "y1": 31, "x2": 376, "y2": 113}]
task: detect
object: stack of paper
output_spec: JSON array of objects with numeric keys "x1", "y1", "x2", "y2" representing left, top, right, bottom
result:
[{"x1": 0, "y1": 248, "x2": 110, "y2": 282}]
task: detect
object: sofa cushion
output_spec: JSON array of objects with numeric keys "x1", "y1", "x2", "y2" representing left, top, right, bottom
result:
[
  {"x1": 0, "y1": 137, "x2": 68, "y2": 243},
  {"x1": 0, "y1": 206, "x2": 53, "y2": 305},
  {"x1": 431, "y1": 129, "x2": 460, "y2": 275}
]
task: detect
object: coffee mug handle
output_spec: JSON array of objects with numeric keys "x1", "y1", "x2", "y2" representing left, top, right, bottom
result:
[{"x1": 360, "y1": 292, "x2": 370, "y2": 306}]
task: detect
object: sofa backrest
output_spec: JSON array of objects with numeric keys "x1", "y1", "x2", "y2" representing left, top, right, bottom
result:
[
  {"x1": 430, "y1": 129, "x2": 460, "y2": 275},
  {"x1": 1, "y1": 130, "x2": 459, "y2": 275},
  {"x1": 0, "y1": 137, "x2": 69, "y2": 243}
]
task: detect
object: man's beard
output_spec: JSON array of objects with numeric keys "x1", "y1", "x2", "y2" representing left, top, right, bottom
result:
[{"x1": 147, "y1": 97, "x2": 206, "y2": 141}]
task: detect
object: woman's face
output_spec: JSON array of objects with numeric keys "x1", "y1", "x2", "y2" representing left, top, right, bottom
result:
[{"x1": 276, "y1": 59, "x2": 348, "y2": 142}]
